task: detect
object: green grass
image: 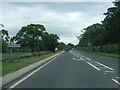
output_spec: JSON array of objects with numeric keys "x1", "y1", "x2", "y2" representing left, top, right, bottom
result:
[
  {"x1": 0, "y1": 61, "x2": 2, "y2": 76},
  {"x1": 77, "y1": 50, "x2": 119, "y2": 59},
  {"x1": 2, "y1": 51, "x2": 60, "y2": 76},
  {"x1": 2, "y1": 51, "x2": 51, "y2": 59}
]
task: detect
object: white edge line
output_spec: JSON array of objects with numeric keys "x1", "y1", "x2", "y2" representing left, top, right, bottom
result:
[
  {"x1": 96, "y1": 62, "x2": 114, "y2": 71},
  {"x1": 87, "y1": 62, "x2": 100, "y2": 71},
  {"x1": 9, "y1": 58, "x2": 56, "y2": 88},
  {"x1": 112, "y1": 79, "x2": 120, "y2": 85}
]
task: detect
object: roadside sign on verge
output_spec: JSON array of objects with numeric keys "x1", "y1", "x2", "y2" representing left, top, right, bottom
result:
[
  {"x1": 7, "y1": 43, "x2": 20, "y2": 47},
  {"x1": 87, "y1": 43, "x2": 91, "y2": 47}
]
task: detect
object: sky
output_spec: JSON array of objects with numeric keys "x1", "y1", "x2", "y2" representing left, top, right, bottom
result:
[{"x1": 0, "y1": 1, "x2": 115, "y2": 45}]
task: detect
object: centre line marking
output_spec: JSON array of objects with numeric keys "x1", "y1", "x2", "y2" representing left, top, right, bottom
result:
[
  {"x1": 112, "y1": 79, "x2": 120, "y2": 85},
  {"x1": 87, "y1": 62, "x2": 100, "y2": 71},
  {"x1": 95, "y1": 62, "x2": 114, "y2": 71}
]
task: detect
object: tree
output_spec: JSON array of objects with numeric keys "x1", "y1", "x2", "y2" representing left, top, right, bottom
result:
[
  {"x1": 15, "y1": 24, "x2": 46, "y2": 53},
  {"x1": 79, "y1": 23, "x2": 106, "y2": 47},
  {"x1": 57, "y1": 42, "x2": 66, "y2": 51},
  {"x1": 43, "y1": 33, "x2": 59, "y2": 53},
  {"x1": 102, "y1": 1, "x2": 120, "y2": 44},
  {"x1": 67, "y1": 43, "x2": 74, "y2": 49},
  {"x1": 0, "y1": 29, "x2": 10, "y2": 52},
  {"x1": 0, "y1": 29, "x2": 10, "y2": 42}
]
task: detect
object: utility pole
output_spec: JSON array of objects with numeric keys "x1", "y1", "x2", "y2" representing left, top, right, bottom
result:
[{"x1": 38, "y1": 36, "x2": 42, "y2": 56}]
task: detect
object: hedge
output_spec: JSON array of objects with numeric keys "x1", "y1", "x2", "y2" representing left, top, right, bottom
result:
[{"x1": 78, "y1": 44, "x2": 119, "y2": 54}]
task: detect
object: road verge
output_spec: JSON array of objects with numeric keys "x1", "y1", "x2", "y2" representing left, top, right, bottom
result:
[{"x1": 1, "y1": 51, "x2": 63, "y2": 88}]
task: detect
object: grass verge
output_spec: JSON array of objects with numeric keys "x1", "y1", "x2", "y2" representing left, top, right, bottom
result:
[
  {"x1": 77, "y1": 50, "x2": 120, "y2": 59},
  {"x1": 2, "y1": 51, "x2": 61, "y2": 76}
]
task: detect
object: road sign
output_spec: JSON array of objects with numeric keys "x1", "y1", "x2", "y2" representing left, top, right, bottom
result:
[
  {"x1": 7, "y1": 43, "x2": 20, "y2": 47},
  {"x1": 87, "y1": 43, "x2": 91, "y2": 47}
]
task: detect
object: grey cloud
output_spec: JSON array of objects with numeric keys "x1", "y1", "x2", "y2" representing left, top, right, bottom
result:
[{"x1": 1, "y1": 2, "x2": 114, "y2": 44}]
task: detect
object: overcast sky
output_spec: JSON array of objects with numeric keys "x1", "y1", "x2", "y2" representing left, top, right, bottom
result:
[{"x1": 1, "y1": 1, "x2": 114, "y2": 45}]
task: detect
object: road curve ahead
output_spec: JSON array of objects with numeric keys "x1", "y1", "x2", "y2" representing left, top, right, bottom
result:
[{"x1": 11, "y1": 50, "x2": 119, "y2": 88}]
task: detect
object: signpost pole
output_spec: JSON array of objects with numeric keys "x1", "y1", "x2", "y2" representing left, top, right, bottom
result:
[
  {"x1": 38, "y1": 40, "x2": 40, "y2": 56},
  {"x1": 10, "y1": 48, "x2": 12, "y2": 54}
]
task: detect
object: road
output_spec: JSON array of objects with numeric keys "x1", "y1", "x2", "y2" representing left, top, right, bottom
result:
[{"x1": 9, "y1": 50, "x2": 119, "y2": 88}]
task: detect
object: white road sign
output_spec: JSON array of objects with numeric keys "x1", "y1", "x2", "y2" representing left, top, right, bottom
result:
[{"x1": 7, "y1": 43, "x2": 20, "y2": 47}]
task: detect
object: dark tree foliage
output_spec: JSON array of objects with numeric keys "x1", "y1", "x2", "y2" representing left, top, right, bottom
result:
[
  {"x1": 57, "y1": 42, "x2": 67, "y2": 51},
  {"x1": 43, "y1": 32, "x2": 59, "y2": 53},
  {"x1": 79, "y1": 1, "x2": 120, "y2": 47},
  {"x1": 0, "y1": 29, "x2": 10, "y2": 52},
  {"x1": 15, "y1": 24, "x2": 46, "y2": 53},
  {"x1": 102, "y1": 1, "x2": 120, "y2": 44},
  {"x1": 79, "y1": 23, "x2": 105, "y2": 46}
]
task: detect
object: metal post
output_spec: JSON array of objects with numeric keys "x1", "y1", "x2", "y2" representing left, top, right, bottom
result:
[{"x1": 10, "y1": 48, "x2": 12, "y2": 54}]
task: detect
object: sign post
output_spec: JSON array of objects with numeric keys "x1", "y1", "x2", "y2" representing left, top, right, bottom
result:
[
  {"x1": 38, "y1": 36, "x2": 42, "y2": 56},
  {"x1": 7, "y1": 43, "x2": 21, "y2": 61}
]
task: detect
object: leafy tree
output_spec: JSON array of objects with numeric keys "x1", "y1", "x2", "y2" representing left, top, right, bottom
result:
[
  {"x1": 0, "y1": 29, "x2": 10, "y2": 52},
  {"x1": 57, "y1": 42, "x2": 66, "y2": 50},
  {"x1": 43, "y1": 32, "x2": 59, "y2": 53},
  {"x1": 15, "y1": 24, "x2": 46, "y2": 53},
  {"x1": 79, "y1": 23, "x2": 105, "y2": 47},
  {"x1": 67, "y1": 43, "x2": 74, "y2": 49},
  {"x1": 102, "y1": 1, "x2": 120, "y2": 44},
  {"x1": 0, "y1": 29, "x2": 10, "y2": 42}
]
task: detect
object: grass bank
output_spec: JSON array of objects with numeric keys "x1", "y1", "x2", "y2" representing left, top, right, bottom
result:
[
  {"x1": 2, "y1": 51, "x2": 51, "y2": 60},
  {"x1": 77, "y1": 50, "x2": 119, "y2": 59},
  {"x1": 2, "y1": 51, "x2": 61, "y2": 76}
]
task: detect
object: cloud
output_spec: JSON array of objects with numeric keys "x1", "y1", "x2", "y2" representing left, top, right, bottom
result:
[{"x1": 1, "y1": 2, "x2": 114, "y2": 45}]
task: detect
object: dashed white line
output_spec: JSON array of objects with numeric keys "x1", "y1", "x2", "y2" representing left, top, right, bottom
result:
[
  {"x1": 87, "y1": 62, "x2": 100, "y2": 71},
  {"x1": 76, "y1": 55, "x2": 79, "y2": 57},
  {"x1": 9, "y1": 58, "x2": 56, "y2": 88},
  {"x1": 80, "y1": 57, "x2": 84, "y2": 61},
  {"x1": 112, "y1": 79, "x2": 120, "y2": 85},
  {"x1": 95, "y1": 62, "x2": 114, "y2": 71},
  {"x1": 104, "y1": 71, "x2": 114, "y2": 73},
  {"x1": 86, "y1": 57, "x2": 91, "y2": 60},
  {"x1": 116, "y1": 77, "x2": 120, "y2": 79}
]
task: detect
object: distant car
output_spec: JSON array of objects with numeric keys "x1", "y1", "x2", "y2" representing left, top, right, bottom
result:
[{"x1": 65, "y1": 48, "x2": 70, "y2": 51}]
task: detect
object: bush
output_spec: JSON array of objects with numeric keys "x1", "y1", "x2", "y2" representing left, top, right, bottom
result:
[{"x1": 78, "y1": 44, "x2": 119, "y2": 54}]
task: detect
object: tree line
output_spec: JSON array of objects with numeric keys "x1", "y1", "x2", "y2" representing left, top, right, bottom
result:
[
  {"x1": 78, "y1": 1, "x2": 120, "y2": 47},
  {"x1": 1, "y1": 24, "x2": 67, "y2": 53}
]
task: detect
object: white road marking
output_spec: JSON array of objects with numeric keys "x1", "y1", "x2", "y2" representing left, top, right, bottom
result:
[
  {"x1": 116, "y1": 77, "x2": 120, "y2": 79},
  {"x1": 104, "y1": 71, "x2": 114, "y2": 73},
  {"x1": 95, "y1": 62, "x2": 114, "y2": 71},
  {"x1": 76, "y1": 55, "x2": 79, "y2": 57},
  {"x1": 86, "y1": 57, "x2": 91, "y2": 60},
  {"x1": 80, "y1": 57, "x2": 84, "y2": 61},
  {"x1": 9, "y1": 58, "x2": 56, "y2": 88},
  {"x1": 73, "y1": 57, "x2": 81, "y2": 61},
  {"x1": 87, "y1": 62, "x2": 100, "y2": 71},
  {"x1": 73, "y1": 57, "x2": 76, "y2": 60},
  {"x1": 112, "y1": 79, "x2": 120, "y2": 85}
]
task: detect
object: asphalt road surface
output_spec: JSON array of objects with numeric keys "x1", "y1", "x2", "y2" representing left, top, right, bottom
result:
[{"x1": 10, "y1": 50, "x2": 119, "y2": 88}]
